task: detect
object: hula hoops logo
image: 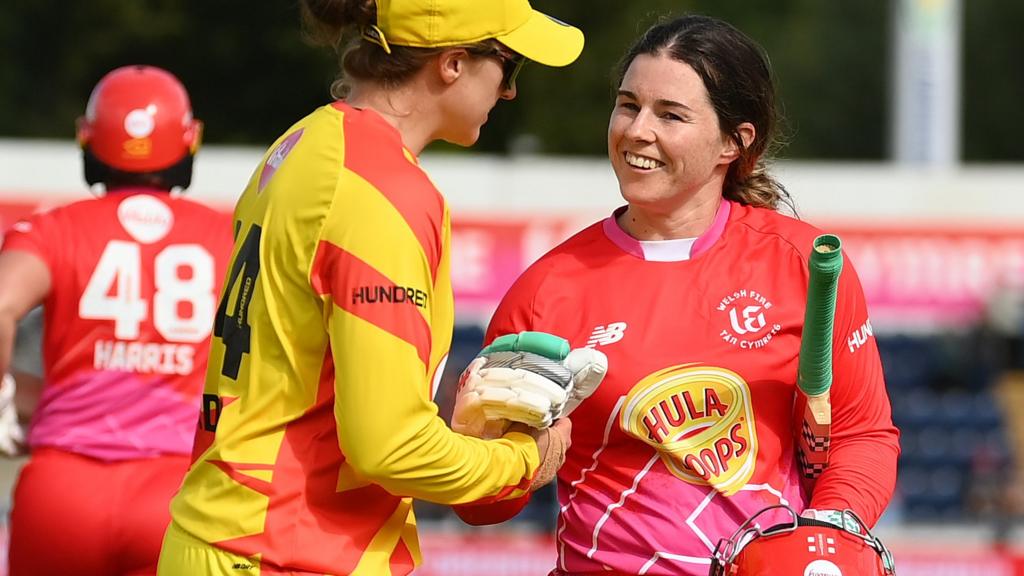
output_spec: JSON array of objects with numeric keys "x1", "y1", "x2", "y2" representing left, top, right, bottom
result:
[{"x1": 620, "y1": 364, "x2": 757, "y2": 496}]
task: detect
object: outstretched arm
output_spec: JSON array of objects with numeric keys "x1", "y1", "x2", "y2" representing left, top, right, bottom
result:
[
  {"x1": 0, "y1": 251, "x2": 50, "y2": 385},
  {"x1": 0, "y1": 250, "x2": 51, "y2": 455}
]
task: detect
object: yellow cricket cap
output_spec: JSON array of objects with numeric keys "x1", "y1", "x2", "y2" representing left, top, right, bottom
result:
[{"x1": 374, "y1": 0, "x2": 584, "y2": 67}]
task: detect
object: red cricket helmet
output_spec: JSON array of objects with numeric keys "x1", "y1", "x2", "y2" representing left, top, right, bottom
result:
[
  {"x1": 709, "y1": 505, "x2": 896, "y2": 576},
  {"x1": 77, "y1": 65, "x2": 202, "y2": 189}
]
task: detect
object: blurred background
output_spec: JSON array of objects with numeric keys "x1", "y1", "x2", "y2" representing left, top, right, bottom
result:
[{"x1": 2, "y1": 0, "x2": 1024, "y2": 574}]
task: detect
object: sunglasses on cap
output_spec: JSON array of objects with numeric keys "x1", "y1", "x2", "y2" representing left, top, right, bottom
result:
[{"x1": 483, "y1": 46, "x2": 526, "y2": 91}]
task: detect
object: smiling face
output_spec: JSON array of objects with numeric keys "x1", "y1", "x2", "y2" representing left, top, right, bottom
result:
[{"x1": 607, "y1": 52, "x2": 742, "y2": 216}]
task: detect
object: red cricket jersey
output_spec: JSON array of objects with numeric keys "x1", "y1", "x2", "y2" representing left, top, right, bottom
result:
[
  {"x1": 486, "y1": 200, "x2": 899, "y2": 576},
  {"x1": 1, "y1": 188, "x2": 232, "y2": 461}
]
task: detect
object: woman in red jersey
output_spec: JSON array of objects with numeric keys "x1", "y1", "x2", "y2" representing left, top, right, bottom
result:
[
  {"x1": 454, "y1": 14, "x2": 900, "y2": 576},
  {"x1": 159, "y1": 1, "x2": 584, "y2": 574},
  {"x1": 0, "y1": 65, "x2": 234, "y2": 576}
]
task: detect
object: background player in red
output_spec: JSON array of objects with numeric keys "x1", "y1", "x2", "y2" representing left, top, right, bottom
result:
[
  {"x1": 453, "y1": 14, "x2": 900, "y2": 575},
  {"x1": 159, "y1": 1, "x2": 584, "y2": 574},
  {"x1": 0, "y1": 65, "x2": 233, "y2": 576}
]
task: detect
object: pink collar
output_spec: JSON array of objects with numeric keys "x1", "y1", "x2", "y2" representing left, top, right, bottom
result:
[{"x1": 601, "y1": 200, "x2": 732, "y2": 262}]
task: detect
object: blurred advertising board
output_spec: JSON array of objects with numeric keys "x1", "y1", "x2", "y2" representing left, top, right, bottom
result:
[
  {"x1": 451, "y1": 217, "x2": 1024, "y2": 331},
  {"x1": 418, "y1": 533, "x2": 556, "y2": 576},
  {"x1": 830, "y1": 225, "x2": 1024, "y2": 331},
  {"x1": 0, "y1": 196, "x2": 1020, "y2": 331}
]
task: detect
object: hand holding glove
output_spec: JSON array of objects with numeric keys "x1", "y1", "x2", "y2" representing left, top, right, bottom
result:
[
  {"x1": 452, "y1": 418, "x2": 573, "y2": 526},
  {"x1": 451, "y1": 331, "x2": 607, "y2": 439}
]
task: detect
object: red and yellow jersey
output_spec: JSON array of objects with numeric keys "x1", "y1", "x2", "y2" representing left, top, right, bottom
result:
[
  {"x1": 168, "y1": 102, "x2": 541, "y2": 575},
  {"x1": 0, "y1": 189, "x2": 232, "y2": 461},
  {"x1": 488, "y1": 201, "x2": 900, "y2": 576}
]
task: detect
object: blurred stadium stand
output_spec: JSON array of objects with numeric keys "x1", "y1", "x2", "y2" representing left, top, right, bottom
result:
[{"x1": 882, "y1": 333, "x2": 1011, "y2": 522}]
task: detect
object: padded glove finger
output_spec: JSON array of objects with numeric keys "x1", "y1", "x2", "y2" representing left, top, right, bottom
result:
[
  {"x1": 560, "y1": 348, "x2": 608, "y2": 416},
  {"x1": 475, "y1": 367, "x2": 568, "y2": 428},
  {"x1": 451, "y1": 358, "x2": 489, "y2": 438},
  {"x1": 479, "y1": 351, "x2": 573, "y2": 389}
]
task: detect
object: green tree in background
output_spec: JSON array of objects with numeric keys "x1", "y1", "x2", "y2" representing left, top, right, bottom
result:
[
  {"x1": 962, "y1": 0, "x2": 1024, "y2": 162},
  {"x1": 480, "y1": 0, "x2": 890, "y2": 159},
  {"x1": 0, "y1": 1, "x2": 336, "y2": 145},
  {"x1": 0, "y1": 0, "x2": 1020, "y2": 161}
]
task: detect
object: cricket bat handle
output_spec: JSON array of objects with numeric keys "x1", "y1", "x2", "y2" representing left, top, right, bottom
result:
[{"x1": 797, "y1": 235, "x2": 843, "y2": 481}]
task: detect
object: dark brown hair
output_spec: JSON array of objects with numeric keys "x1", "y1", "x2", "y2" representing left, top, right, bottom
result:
[
  {"x1": 301, "y1": 0, "x2": 499, "y2": 97},
  {"x1": 616, "y1": 14, "x2": 792, "y2": 212}
]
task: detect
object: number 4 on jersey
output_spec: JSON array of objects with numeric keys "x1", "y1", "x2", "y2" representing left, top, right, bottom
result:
[
  {"x1": 79, "y1": 240, "x2": 215, "y2": 342},
  {"x1": 79, "y1": 241, "x2": 147, "y2": 339},
  {"x1": 215, "y1": 224, "x2": 262, "y2": 379}
]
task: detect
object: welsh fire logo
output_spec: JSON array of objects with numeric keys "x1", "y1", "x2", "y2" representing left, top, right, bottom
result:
[{"x1": 620, "y1": 364, "x2": 757, "y2": 496}]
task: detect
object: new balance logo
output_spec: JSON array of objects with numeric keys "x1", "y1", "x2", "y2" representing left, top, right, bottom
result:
[{"x1": 586, "y1": 322, "x2": 627, "y2": 348}]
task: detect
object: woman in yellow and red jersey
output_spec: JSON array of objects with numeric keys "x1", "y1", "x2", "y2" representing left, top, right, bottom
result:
[{"x1": 159, "y1": 0, "x2": 584, "y2": 574}]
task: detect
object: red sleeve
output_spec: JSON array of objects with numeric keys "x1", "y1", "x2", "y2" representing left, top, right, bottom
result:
[
  {"x1": 451, "y1": 264, "x2": 552, "y2": 524},
  {"x1": 804, "y1": 258, "x2": 900, "y2": 526},
  {"x1": 1, "y1": 211, "x2": 61, "y2": 273},
  {"x1": 453, "y1": 494, "x2": 531, "y2": 526}
]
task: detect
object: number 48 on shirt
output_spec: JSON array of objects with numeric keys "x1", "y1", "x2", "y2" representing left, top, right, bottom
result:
[{"x1": 78, "y1": 239, "x2": 217, "y2": 343}]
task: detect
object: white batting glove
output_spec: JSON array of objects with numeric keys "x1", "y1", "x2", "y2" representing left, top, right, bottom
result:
[
  {"x1": 451, "y1": 332, "x2": 608, "y2": 439},
  {"x1": 452, "y1": 353, "x2": 572, "y2": 439},
  {"x1": 0, "y1": 373, "x2": 26, "y2": 457}
]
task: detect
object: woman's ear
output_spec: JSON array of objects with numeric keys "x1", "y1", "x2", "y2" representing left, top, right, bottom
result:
[
  {"x1": 736, "y1": 122, "x2": 755, "y2": 149},
  {"x1": 721, "y1": 122, "x2": 756, "y2": 162},
  {"x1": 437, "y1": 48, "x2": 468, "y2": 86}
]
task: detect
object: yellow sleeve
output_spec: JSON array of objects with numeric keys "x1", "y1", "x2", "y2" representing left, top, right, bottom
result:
[{"x1": 310, "y1": 165, "x2": 539, "y2": 505}]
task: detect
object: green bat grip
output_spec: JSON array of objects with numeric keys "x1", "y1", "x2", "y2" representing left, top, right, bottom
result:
[
  {"x1": 480, "y1": 331, "x2": 570, "y2": 361},
  {"x1": 798, "y1": 234, "x2": 844, "y2": 397}
]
